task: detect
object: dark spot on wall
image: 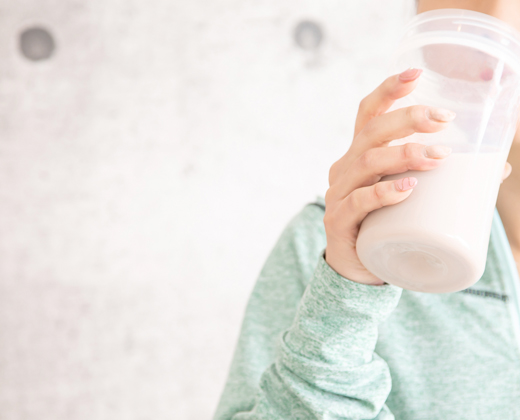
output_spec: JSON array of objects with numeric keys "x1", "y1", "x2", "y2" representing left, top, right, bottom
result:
[
  {"x1": 19, "y1": 26, "x2": 55, "y2": 61},
  {"x1": 294, "y1": 20, "x2": 324, "y2": 51}
]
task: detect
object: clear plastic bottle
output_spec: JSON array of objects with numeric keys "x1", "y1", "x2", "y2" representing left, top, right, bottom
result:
[{"x1": 356, "y1": 9, "x2": 520, "y2": 293}]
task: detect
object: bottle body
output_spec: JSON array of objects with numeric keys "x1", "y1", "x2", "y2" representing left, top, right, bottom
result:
[
  {"x1": 357, "y1": 151, "x2": 507, "y2": 293},
  {"x1": 356, "y1": 9, "x2": 520, "y2": 292}
]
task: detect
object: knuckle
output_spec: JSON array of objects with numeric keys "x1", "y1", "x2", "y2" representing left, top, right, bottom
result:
[
  {"x1": 361, "y1": 117, "x2": 378, "y2": 137},
  {"x1": 401, "y1": 143, "x2": 426, "y2": 170},
  {"x1": 358, "y1": 96, "x2": 370, "y2": 113},
  {"x1": 408, "y1": 105, "x2": 432, "y2": 131},
  {"x1": 404, "y1": 105, "x2": 418, "y2": 123},
  {"x1": 372, "y1": 183, "x2": 388, "y2": 208},
  {"x1": 346, "y1": 191, "x2": 361, "y2": 213},
  {"x1": 401, "y1": 142, "x2": 417, "y2": 161},
  {"x1": 407, "y1": 105, "x2": 426, "y2": 126},
  {"x1": 323, "y1": 206, "x2": 341, "y2": 233},
  {"x1": 323, "y1": 212, "x2": 334, "y2": 230},
  {"x1": 324, "y1": 187, "x2": 334, "y2": 204},
  {"x1": 357, "y1": 149, "x2": 374, "y2": 169},
  {"x1": 328, "y1": 161, "x2": 339, "y2": 184}
]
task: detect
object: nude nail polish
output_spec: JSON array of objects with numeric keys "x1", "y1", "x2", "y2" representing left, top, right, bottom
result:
[
  {"x1": 399, "y1": 68, "x2": 422, "y2": 82},
  {"x1": 426, "y1": 107, "x2": 457, "y2": 122}
]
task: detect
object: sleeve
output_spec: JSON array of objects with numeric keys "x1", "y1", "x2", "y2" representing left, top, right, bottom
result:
[{"x1": 213, "y1": 204, "x2": 403, "y2": 420}]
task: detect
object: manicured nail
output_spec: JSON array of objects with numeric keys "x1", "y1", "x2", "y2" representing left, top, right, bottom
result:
[
  {"x1": 424, "y1": 145, "x2": 452, "y2": 159},
  {"x1": 395, "y1": 177, "x2": 417, "y2": 192},
  {"x1": 426, "y1": 107, "x2": 456, "y2": 122},
  {"x1": 399, "y1": 68, "x2": 422, "y2": 82}
]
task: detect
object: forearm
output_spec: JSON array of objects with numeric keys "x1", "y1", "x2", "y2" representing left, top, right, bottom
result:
[{"x1": 235, "y1": 254, "x2": 402, "y2": 419}]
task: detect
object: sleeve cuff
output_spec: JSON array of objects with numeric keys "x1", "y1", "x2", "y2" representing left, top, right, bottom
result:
[
  {"x1": 312, "y1": 249, "x2": 403, "y2": 317},
  {"x1": 282, "y1": 249, "x2": 403, "y2": 366}
]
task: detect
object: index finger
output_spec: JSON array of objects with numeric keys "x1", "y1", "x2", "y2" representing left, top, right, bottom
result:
[{"x1": 354, "y1": 68, "x2": 423, "y2": 137}]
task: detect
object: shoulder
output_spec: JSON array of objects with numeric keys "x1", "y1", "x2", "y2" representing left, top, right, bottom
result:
[
  {"x1": 283, "y1": 196, "x2": 325, "y2": 237},
  {"x1": 260, "y1": 196, "x2": 326, "y2": 289},
  {"x1": 277, "y1": 196, "x2": 325, "y2": 250}
]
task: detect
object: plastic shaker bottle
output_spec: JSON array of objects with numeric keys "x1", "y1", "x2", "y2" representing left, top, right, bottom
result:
[{"x1": 356, "y1": 9, "x2": 520, "y2": 293}]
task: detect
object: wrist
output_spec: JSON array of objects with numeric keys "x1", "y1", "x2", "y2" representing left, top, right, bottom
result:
[{"x1": 324, "y1": 248, "x2": 385, "y2": 286}]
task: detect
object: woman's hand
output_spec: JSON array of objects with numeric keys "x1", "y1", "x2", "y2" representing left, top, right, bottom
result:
[
  {"x1": 324, "y1": 68, "x2": 456, "y2": 285},
  {"x1": 324, "y1": 69, "x2": 513, "y2": 285}
]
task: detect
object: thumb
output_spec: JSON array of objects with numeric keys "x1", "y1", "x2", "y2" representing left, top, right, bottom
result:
[{"x1": 501, "y1": 162, "x2": 512, "y2": 184}]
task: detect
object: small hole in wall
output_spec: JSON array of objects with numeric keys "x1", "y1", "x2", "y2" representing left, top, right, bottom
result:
[
  {"x1": 294, "y1": 21, "x2": 324, "y2": 51},
  {"x1": 19, "y1": 26, "x2": 55, "y2": 61}
]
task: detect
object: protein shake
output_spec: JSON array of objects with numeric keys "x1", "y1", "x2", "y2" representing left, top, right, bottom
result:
[
  {"x1": 354, "y1": 9, "x2": 520, "y2": 292},
  {"x1": 356, "y1": 151, "x2": 508, "y2": 293}
]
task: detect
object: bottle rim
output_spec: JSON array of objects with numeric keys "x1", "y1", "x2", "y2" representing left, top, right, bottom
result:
[
  {"x1": 405, "y1": 9, "x2": 520, "y2": 44},
  {"x1": 398, "y1": 9, "x2": 520, "y2": 75}
]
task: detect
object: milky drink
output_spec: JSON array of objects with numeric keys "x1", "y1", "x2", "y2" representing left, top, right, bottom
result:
[
  {"x1": 363, "y1": 9, "x2": 520, "y2": 293},
  {"x1": 356, "y1": 152, "x2": 508, "y2": 293}
]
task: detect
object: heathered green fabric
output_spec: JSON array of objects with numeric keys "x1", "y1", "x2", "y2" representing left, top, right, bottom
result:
[{"x1": 214, "y1": 197, "x2": 520, "y2": 420}]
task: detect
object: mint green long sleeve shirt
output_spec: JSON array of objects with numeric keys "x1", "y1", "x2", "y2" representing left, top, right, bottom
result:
[{"x1": 214, "y1": 197, "x2": 520, "y2": 419}]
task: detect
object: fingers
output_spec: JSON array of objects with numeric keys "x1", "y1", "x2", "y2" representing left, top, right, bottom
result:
[
  {"x1": 333, "y1": 105, "x2": 456, "y2": 182},
  {"x1": 354, "y1": 68, "x2": 423, "y2": 137},
  {"x1": 332, "y1": 178, "x2": 417, "y2": 230},
  {"x1": 501, "y1": 162, "x2": 512, "y2": 183},
  {"x1": 328, "y1": 143, "x2": 451, "y2": 200},
  {"x1": 355, "y1": 104, "x2": 455, "y2": 151}
]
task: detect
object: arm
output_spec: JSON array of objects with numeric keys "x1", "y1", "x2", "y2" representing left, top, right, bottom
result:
[
  {"x1": 216, "y1": 70, "x2": 455, "y2": 419},
  {"x1": 214, "y1": 203, "x2": 401, "y2": 419},
  {"x1": 214, "y1": 203, "x2": 327, "y2": 419}
]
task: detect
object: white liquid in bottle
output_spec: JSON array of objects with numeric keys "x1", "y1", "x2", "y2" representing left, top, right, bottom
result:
[{"x1": 356, "y1": 151, "x2": 507, "y2": 293}]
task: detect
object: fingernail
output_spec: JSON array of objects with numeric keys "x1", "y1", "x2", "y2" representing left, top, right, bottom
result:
[
  {"x1": 424, "y1": 145, "x2": 452, "y2": 159},
  {"x1": 395, "y1": 177, "x2": 418, "y2": 192},
  {"x1": 399, "y1": 68, "x2": 422, "y2": 82},
  {"x1": 426, "y1": 107, "x2": 456, "y2": 122}
]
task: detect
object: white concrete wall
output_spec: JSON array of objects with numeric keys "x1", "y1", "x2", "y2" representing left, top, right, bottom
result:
[{"x1": 0, "y1": 1, "x2": 415, "y2": 419}]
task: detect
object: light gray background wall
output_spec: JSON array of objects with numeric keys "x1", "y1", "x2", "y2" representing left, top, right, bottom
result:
[{"x1": 0, "y1": 1, "x2": 414, "y2": 419}]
